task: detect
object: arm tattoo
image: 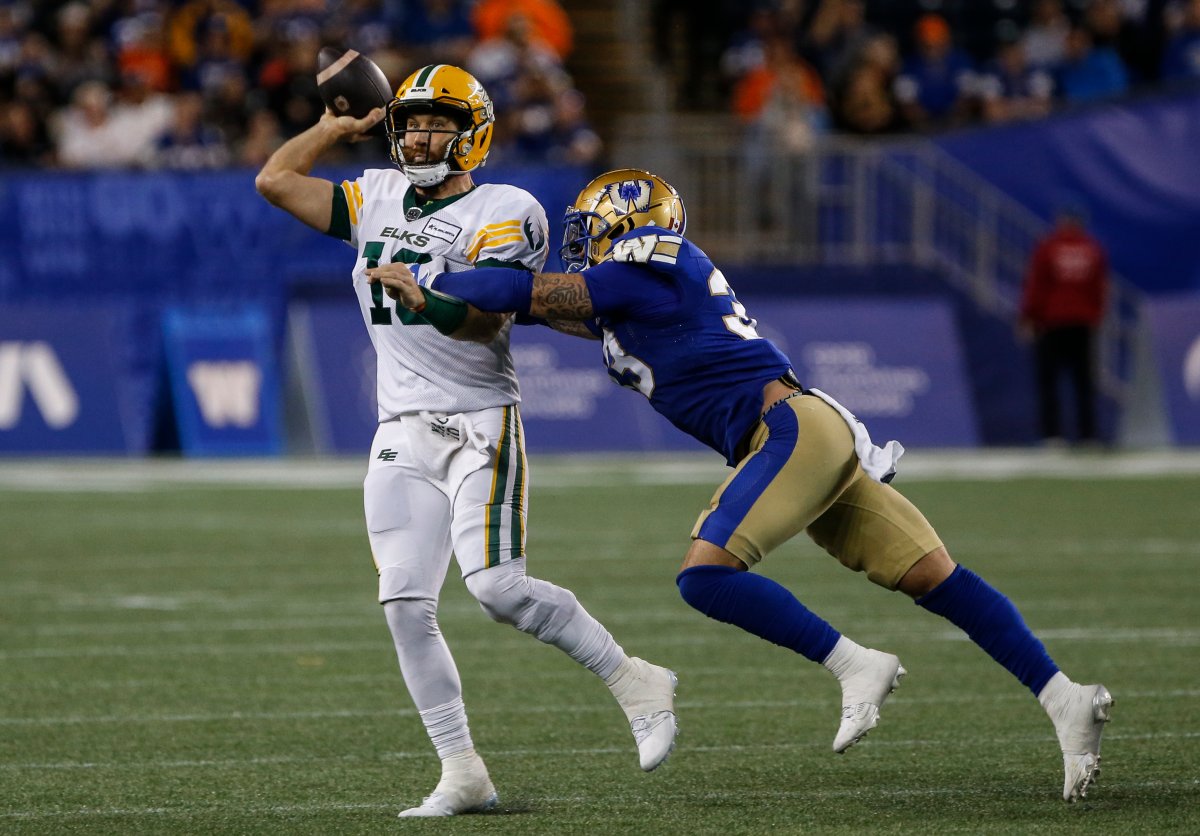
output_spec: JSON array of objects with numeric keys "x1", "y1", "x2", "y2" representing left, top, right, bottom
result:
[{"x1": 532, "y1": 273, "x2": 594, "y2": 320}]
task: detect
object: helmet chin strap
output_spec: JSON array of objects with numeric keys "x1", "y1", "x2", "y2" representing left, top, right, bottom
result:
[
  {"x1": 402, "y1": 161, "x2": 452, "y2": 188},
  {"x1": 398, "y1": 125, "x2": 474, "y2": 189}
]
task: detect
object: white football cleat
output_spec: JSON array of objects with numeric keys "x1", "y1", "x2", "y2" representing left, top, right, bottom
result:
[
  {"x1": 832, "y1": 649, "x2": 905, "y2": 753},
  {"x1": 398, "y1": 751, "x2": 498, "y2": 817},
  {"x1": 610, "y1": 656, "x2": 679, "y2": 771},
  {"x1": 1047, "y1": 682, "x2": 1113, "y2": 802}
]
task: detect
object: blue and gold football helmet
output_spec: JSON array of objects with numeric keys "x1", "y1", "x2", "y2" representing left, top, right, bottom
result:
[{"x1": 560, "y1": 169, "x2": 686, "y2": 272}]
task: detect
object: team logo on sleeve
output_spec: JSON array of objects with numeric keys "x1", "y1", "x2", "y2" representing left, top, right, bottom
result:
[
  {"x1": 605, "y1": 178, "x2": 654, "y2": 214},
  {"x1": 523, "y1": 217, "x2": 545, "y2": 251}
]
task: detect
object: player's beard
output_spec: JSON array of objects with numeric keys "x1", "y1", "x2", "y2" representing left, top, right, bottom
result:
[{"x1": 402, "y1": 131, "x2": 455, "y2": 166}]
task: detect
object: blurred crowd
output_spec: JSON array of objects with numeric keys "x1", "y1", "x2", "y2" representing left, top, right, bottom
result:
[
  {"x1": 5, "y1": 1, "x2": 1199, "y2": 172},
  {"x1": 0, "y1": 0, "x2": 600, "y2": 170},
  {"x1": 656, "y1": 0, "x2": 1200, "y2": 146}
]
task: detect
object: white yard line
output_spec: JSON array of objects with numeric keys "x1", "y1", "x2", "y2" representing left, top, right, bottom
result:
[
  {"x1": 2, "y1": 689, "x2": 1196, "y2": 728},
  {"x1": 3, "y1": 625, "x2": 1199, "y2": 662},
  {"x1": 3, "y1": 449, "x2": 1200, "y2": 492}
]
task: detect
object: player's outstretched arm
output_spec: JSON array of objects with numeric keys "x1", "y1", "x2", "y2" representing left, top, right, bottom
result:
[
  {"x1": 528, "y1": 273, "x2": 595, "y2": 320},
  {"x1": 255, "y1": 108, "x2": 383, "y2": 232},
  {"x1": 418, "y1": 268, "x2": 597, "y2": 321}
]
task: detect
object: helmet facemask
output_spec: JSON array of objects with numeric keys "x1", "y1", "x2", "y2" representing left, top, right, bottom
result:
[
  {"x1": 385, "y1": 102, "x2": 472, "y2": 188},
  {"x1": 560, "y1": 210, "x2": 610, "y2": 273}
]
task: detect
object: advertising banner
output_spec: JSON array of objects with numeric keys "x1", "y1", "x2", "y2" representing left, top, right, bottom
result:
[
  {"x1": 752, "y1": 297, "x2": 980, "y2": 447},
  {"x1": 288, "y1": 302, "x2": 378, "y2": 455},
  {"x1": 288, "y1": 302, "x2": 700, "y2": 455},
  {"x1": 162, "y1": 307, "x2": 283, "y2": 456},
  {"x1": 290, "y1": 296, "x2": 978, "y2": 455},
  {"x1": 0, "y1": 304, "x2": 140, "y2": 454},
  {"x1": 1143, "y1": 296, "x2": 1200, "y2": 445}
]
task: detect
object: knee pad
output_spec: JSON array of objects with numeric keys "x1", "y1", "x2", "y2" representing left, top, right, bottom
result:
[{"x1": 465, "y1": 560, "x2": 577, "y2": 641}]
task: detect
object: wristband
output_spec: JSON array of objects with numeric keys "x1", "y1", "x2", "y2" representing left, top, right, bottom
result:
[{"x1": 414, "y1": 287, "x2": 468, "y2": 335}]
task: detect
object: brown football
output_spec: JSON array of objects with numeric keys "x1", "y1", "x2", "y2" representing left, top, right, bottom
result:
[{"x1": 316, "y1": 47, "x2": 391, "y2": 120}]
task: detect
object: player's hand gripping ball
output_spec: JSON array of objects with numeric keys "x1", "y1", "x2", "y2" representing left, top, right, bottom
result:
[{"x1": 316, "y1": 47, "x2": 391, "y2": 123}]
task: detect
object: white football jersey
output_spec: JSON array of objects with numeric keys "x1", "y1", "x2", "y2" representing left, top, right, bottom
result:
[{"x1": 333, "y1": 168, "x2": 550, "y2": 418}]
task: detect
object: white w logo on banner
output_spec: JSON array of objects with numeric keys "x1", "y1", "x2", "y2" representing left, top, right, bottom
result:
[
  {"x1": 0, "y1": 342, "x2": 80, "y2": 429},
  {"x1": 186, "y1": 361, "x2": 262, "y2": 428}
]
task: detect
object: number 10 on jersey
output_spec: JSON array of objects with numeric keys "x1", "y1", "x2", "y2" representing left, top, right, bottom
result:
[{"x1": 364, "y1": 241, "x2": 430, "y2": 325}]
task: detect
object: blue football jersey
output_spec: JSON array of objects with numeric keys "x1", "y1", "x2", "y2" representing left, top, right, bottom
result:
[{"x1": 582, "y1": 228, "x2": 795, "y2": 464}]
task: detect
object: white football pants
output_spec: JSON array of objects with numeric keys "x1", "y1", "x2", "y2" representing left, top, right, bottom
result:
[{"x1": 365, "y1": 407, "x2": 625, "y2": 755}]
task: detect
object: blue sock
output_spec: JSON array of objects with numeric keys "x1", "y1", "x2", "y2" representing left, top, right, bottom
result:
[
  {"x1": 676, "y1": 565, "x2": 840, "y2": 663},
  {"x1": 916, "y1": 565, "x2": 1059, "y2": 695}
]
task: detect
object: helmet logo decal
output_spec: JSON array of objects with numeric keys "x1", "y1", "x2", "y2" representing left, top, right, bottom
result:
[{"x1": 605, "y1": 179, "x2": 654, "y2": 214}]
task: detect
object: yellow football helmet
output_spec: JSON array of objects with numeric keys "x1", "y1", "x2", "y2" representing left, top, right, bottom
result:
[
  {"x1": 559, "y1": 169, "x2": 687, "y2": 272},
  {"x1": 385, "y1": 64, "x2": 494, "y2": 188}
]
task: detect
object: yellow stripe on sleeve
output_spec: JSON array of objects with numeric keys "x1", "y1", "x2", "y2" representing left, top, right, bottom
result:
[
  {"x1": 468, "y1": 233, "x2": 526, "y2": 263},
  {"x1": 340, "y1": 181, "x2": 358, "y2": 227},
  {"x1": 467, "y1": 220, "x2": 522, "y2": 247}
]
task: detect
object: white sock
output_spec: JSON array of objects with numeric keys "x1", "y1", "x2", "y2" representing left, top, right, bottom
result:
[
  {"x1": 820, "y1": 635, "x2": 868, "y2": 680},
  {"x1": 420, "y1": 698, "x2": 474, "y2": 760},
  {"x1": 1037, "y1": 671, "x2": 1074, "y2": 713},
  {"x1": 604, "y1": 656, "x2": 638, "y2": 690}
]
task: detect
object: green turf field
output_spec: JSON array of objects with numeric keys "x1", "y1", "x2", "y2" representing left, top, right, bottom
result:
[{"x1": 2, "y1": 458, "x2": 1198, "y2": 834}]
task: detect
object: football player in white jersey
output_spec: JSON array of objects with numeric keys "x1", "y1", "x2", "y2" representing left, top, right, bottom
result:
[{"x1": 255, "y1": 64, "x2": 677, "y2": 817}]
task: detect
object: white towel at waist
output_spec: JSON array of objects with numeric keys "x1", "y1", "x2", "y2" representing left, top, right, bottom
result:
[
  {"x1": 403, "y1": 410, "x2": 492, "y2": 489},
  {"x1": 806, "y1": 388, "x2": 904, "y2": 484}
]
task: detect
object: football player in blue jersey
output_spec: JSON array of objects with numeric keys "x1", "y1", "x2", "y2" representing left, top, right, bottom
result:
[{"x1": 367, "y1": 168, "x2": 1113, "y2": 802}]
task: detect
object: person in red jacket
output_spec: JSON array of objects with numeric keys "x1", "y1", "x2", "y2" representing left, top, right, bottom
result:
[{"x1": 1019, "y1": 205, "x2": 1109, "y2": 444}]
